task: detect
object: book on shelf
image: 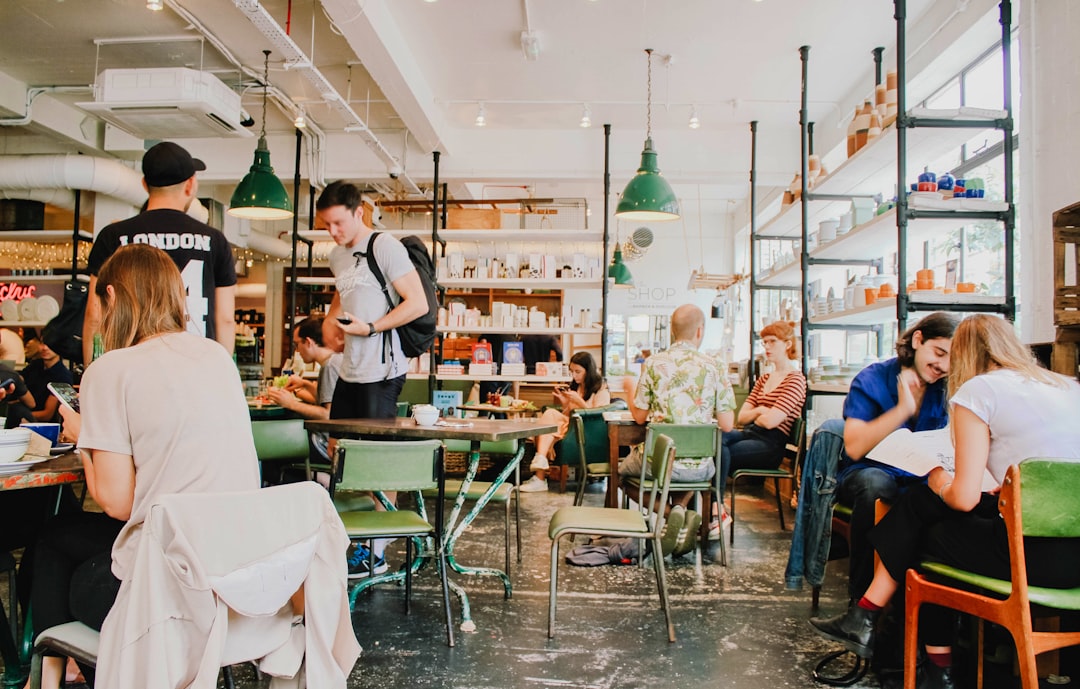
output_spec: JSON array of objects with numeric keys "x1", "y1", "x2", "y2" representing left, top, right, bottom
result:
[
  {"x1": 503, "y1": 341, "x2": 524, "y2": 365},
  {"x1": 866, "y1": 427, "x2": 996, "y2": 491},
  {"x1": 471, "y1": 341, "x2": 492, "y2": 364},
  {"x1": 436, "y1": 363, "x2": 465, "y2": 375},
  {"x1": 468, "y1": 363, "x2": 494, "y2": 376},
  {"x1": 501, "y1": 363, "x2": 526, "y2": 377}
]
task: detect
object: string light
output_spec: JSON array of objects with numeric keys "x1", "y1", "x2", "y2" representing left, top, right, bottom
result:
[
  {"x1": 475, "y1": 103, "x2": 487, "y2": 127},
  {"x1": 146, "y1": 0, "x2": 164, "y2": 10},
  {"x1": 688, "y1": 106, "x2": 700, "y2": 129},
  {"x1": 580, "y1": 105, "x2": 592, "y2": 128}
]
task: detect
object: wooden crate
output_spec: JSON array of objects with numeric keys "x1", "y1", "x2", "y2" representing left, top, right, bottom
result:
[
  {"x1": 1053, "y1": 201, "x2": 1080, "y2": 326},
  {"x1": 447, "y1": 208, "x2": 502, "y2": 229}
]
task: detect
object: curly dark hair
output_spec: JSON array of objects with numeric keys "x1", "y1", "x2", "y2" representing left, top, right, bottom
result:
[{"x1": 895, "y1": 312, "x2": 959, "y2": 367}]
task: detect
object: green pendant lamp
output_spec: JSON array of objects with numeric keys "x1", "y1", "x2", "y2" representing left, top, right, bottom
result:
[
  {"x1": 608, "y1": 245, "x2": 634, "y2": 287},
  {"x1": 229, "y1": 50, "x2": 294, "y2": 221},
  {"x1": 616, "y1": 49, "x2": 680, "y2": 222}
]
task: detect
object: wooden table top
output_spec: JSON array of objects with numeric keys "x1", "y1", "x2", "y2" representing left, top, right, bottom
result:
[
  {"x1": 0, "y1": 452, "x2": 84, "y2": 492},
  {"x1": 306, "y1": 416, "x2": 559, "y2": 442}
]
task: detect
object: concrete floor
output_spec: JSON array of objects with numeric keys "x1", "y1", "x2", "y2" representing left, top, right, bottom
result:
[{"x1": 9, "y1": 479, "x2": 1069, "y2": 688}]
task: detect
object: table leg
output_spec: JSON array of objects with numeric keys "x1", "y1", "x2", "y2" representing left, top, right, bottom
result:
[
  {"x1": 443, "y1": 441, "x2": 525, "y2": 602},
  {"x1": 0, "y1": 602, "x2": 25, "y2": 689},
  {"x1": 607, "y1": 425, "x2": 620, "y2": 508}
]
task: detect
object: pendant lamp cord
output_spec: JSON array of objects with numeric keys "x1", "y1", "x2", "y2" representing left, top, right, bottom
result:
[
  {"x1": 260, "y1": 50, "x2": 271, "y2": 139},
  {"x1": 645, "y1": 48, "x2": 653, "y2": 139}
]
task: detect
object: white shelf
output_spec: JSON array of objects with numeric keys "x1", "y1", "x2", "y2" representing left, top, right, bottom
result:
[
  {"x1": 0, "y1": 230, "x2": 93, "y2": 243},
  {"x1": 440, "y1": 278, "x2": 602, "y2": 290},
  {"x1": 754, "y1": 110, "x2": 1000, "y2": 240},
  {"x1": 297, "y1": 228, "x2": 601, "y2": 243},
  {"x1": 810, "y1": 299, "x2": 896, "y2": 326},
  {"x1": 407, "y1": 373, "x2": 572, "y2": 383},
  {"x1": 0, "y1": 274, "x2": 88, "y2": 284},
  {"x1": 809, "y1": 383, "x2": 850, "y2": 394},
  {"x1": 438, "y1": 326, "x2": 602, "y2": 336},
  {"x1": 758, "y1": 204, "x2": 1006, "y2": 285},
  {"x1": 286, "y1": 276, "x2": 335, "y2": 285}
]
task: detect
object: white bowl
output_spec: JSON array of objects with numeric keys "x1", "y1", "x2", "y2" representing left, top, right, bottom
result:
[
  {"x1": 0, "y1": 428, "x2": 31, "y2": 463},
  {"x1": 413, "y1": 409, "x2": 439, "y2": 426}
]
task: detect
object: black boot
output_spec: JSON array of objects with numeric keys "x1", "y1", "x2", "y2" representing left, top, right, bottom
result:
[
  {"x1": 809, "y1": 604, "x2": 880, "y2": 658},
  {"x1": 924, "y1": 663, "x2": 955, "y2": 689}
]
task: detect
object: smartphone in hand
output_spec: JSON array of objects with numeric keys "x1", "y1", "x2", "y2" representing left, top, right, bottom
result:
[{"x1": 47, "y1": 382, "x2": 80, "y2": 413}]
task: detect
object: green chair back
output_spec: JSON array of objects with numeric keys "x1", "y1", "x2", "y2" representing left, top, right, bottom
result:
[
  {"x1": 336, "y1": 439, "x2": 443, "y2": 493},
  {"x1": 396, "y1": 402, "x2": 410, "y2": 417},
  {"x1": 556, "y1": 399, "x2": 628, "y2": 469},
  {"x1": 442, "y1": 439, "x2": 517, "y2": 455},
  {"x1": 251, "y1": 419, "x2": 309, "y2": 461},
  {"x1": 644, "y1": 423, "x2": 718, "y2": 461},
  {"x1": 1018, "y1": 458, "x2": 1080, "y2": 538},
  {"x1": 641, "y1": 433, "x2": 676, "y2": 523}
]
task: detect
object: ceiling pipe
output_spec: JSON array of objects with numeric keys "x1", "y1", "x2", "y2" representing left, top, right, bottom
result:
[
  {"x1": 232, "y1": 0, "x2": 422, "y2": 195},
  {"x1": 0, "y1": 155, "x2": 145, "y2": 207}
]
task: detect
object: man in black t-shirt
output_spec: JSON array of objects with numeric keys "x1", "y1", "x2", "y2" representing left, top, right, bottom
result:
[{"x1": 82, "y1": 142, "x2": 237, "y2": 363}]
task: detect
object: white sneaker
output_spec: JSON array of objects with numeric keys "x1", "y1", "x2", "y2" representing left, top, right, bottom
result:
[
  {"x1": 529, "y1": 454, "x2": 550, "y2": 471},
  {"x1": 518, "y1": 475, "x2": 549, "y2": 492}
]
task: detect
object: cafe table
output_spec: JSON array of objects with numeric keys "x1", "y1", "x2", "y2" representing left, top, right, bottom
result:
[
  {"x1": 603, "y1": 410, "x2": 647, "y2": 508},
  {"x1": 306, "y1": 416, "x2": 557, "y2": 632},
  {"x1": 0, "y1": 452, "x2": 85, "y2": 688}
]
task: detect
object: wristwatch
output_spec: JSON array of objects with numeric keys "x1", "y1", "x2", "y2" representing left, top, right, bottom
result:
[{"x1": 367, "y1": 322, "x2": 379, "y2": 338}]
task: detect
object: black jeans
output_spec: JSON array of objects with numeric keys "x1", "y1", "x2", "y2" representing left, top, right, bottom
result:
[
  {"x1": 870, "y1": 483, "x2": 1080, "y2": 646},
  {"x1": 719, "y1": 424, "x2": 787, "y2": 488},
  {"x1": 329, "y1": 375, "x2": 406, "y2": 423},
  {"x1": 31, "y1": 511, "x2": 123, "y2": 638}
]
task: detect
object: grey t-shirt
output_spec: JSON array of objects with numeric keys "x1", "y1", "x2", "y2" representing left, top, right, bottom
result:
[
  {"x1": 328, "y1": 233, "x2": 415, "y2": 384},
  {"x1": 317, "y1": 352, "x2": 343, "y2": 405}
]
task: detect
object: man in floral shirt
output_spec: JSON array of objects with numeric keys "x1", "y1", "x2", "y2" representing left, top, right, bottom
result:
[{"x1": 621, "y1": 304, "x2": 735, "y2": 557}]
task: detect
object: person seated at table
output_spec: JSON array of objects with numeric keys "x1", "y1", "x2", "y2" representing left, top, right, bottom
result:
[
  {"x1": 809, "y1": 315, "x2": 1080, "y2": 689},
  {"x1": 5, "y1": 329, "x2": 73, "y2": 425},
  {"x1": 716, "y1": 320, "x2": 806, "y2": 535},
  {"x1": 620, "y1": 304, "x2": 736, "y2": 558},
  {"x1": 520, "y1": 351, "x2": 610, "y2": 492},
  {"x1": 267, "y1": 315, "x2": 343, "y2": 466},
  {"x1": 27, "y1": 244, "x2": 259, "y2": 689}
]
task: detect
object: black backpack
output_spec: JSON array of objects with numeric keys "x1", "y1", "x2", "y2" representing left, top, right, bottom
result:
[
  {"x1": 364, "y1": 232, "x2": 439, "y2": 358},
  {"x1": 40, "y1": 280, "x2": 88, "y2": 365}
]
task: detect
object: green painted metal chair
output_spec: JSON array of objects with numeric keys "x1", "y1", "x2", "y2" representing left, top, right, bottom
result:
[
  {"x1": 905, "y1": 459, "x2": 1080, "y2": 689},
  {"x1": 729, "y1": 415, "x2": 806, "y2": 543},
  {"x1": 550, "y1": 399, "x2": 628, "y2": 498},
  {"x1": 333, "y1": 438, "x2": 455, "y2": 646},
  {"x1": 623, "y1": 423, "x2": 726, "y2": 566},
  {"x1": 423, "y1": 438, "x2": 521, "y2": 574},
  {"x1": 548, "y1": 433, "x2": 677, "y2": 642}
]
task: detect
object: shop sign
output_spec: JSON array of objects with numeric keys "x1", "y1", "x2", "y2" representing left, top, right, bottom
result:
[
  {"x1": 622, "y1": 281, "x2": 684, "y2": 314},
  {"x1": 0, "y1": 283, "x2": 36, "y2": 301}
]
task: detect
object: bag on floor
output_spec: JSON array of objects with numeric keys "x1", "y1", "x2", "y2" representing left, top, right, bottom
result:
[{"x1": 565, "y1": 538, "x2": 644, "y2": 566}]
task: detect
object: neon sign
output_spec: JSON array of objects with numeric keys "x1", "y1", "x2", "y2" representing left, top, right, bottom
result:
[{"x1": 0, "y1": 283, "x2": 37, "y2": 301}]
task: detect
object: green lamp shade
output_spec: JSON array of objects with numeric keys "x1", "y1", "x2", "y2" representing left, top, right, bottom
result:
[
  {"x1": 228, "y1": 136, "x2": 294, "y2": 220},
  {"x1": 615, "y1": 138, "x2": 680, "y2": 221},
  {"x1": 608, "y1": 246, "x2": 634, "y2": 287}
]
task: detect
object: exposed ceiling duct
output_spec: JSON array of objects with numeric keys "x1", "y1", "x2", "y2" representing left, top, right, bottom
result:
[
  {"x1": 0, "y1": 155, "x2": 145, "y2": 208},
  {"x1": 232, "y1": 0, "x2": 422, "y2": 195}
]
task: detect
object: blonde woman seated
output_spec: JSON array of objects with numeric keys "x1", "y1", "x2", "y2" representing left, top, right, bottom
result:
[
  {"x1": 520, "y1": 351, "x2": 610, "y2": 492},
  {"x1": 28, "y1": 244, "x2": 259, "y2": 689}
]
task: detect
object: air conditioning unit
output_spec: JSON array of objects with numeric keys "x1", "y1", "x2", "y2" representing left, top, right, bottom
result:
[{"x1": 77, "y1": 68, "x2": 252, "y2": 139}]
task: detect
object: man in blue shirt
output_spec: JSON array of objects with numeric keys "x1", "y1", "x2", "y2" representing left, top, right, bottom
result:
[{"x1": 785, "y1": 312, "x2": 957, "y2": 600}]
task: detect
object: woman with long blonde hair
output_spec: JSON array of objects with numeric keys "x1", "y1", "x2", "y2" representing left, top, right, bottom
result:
[
  {"x1": 810, "y1": 315, "x2": 1080, "y2": 687},
  {"x1": 28, "y1": 244, "x2": 259, "y2": 689}
]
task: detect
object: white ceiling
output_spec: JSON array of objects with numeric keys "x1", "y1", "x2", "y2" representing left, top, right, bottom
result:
[{"x1": 0, "y1": 0, "x2": 1001, "y2": 209}]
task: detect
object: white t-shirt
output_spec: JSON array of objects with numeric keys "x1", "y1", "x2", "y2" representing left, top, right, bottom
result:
[
  {"x1": 78, "y1": 331, "x2": 260, "y2": 580},
  {"x1": 950, "y1": 368, "x2": 1080, "y2": 485},
  {"x1": 328, "y1": 233, "x2": 415, "y2": 384}
]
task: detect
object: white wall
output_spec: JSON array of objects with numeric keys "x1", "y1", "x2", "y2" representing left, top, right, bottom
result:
[{"x1": 1020, "y1": 0, "x2": 1080, "y2": 344}]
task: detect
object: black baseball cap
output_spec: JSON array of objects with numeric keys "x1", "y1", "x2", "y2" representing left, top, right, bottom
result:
[{"x1": 142, "y1": 142, "x2": 206, "y2": 187}]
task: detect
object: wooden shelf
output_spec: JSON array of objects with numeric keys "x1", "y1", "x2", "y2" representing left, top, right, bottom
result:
[
  {"x1": 440, "y1": 278, "x2": 601, "y2": 290},
  {"x1": 438, "y1": 326, "x2": 602, "y2": 336},
  {"x1": 0, "y1": 230, "x2": 93, "y2": 243},
  {"x1": 809, "y1": 383, "x2": 851, "y2": 394},
  {"x1": 297, "y1": 228, "x2": 601, "y2": 243}
]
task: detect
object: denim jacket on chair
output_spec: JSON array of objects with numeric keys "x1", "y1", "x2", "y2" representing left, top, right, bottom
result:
[{"x1": 784, "y1": 418, "x2": 844, "y2": 590}]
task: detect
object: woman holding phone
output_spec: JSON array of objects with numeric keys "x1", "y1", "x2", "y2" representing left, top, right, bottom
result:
[
  {"x1": 520, "y1": 351, "x2": 609, "y2": 492},
  {"x1": 28, "y1": 244, "x2": 259, "y2": 689}
]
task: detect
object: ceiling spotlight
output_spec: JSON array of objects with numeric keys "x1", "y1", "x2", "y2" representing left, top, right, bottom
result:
[
  {"x1": 146, "y1": 0, "x2": 164, "y2": 9},
  {"x1": 293, "y1": 105, "x2": 306, "y2": 129},
  {"x1": 580, "y1": 105, "x2": 592, "y2": 128},
  {"x1": 688, "y1": 106, "x2": 700, "y2": 129},
  {"x1": 475, "y1": 103, "x2": 487, "y2": 127},
  {"x1": 520, "y1": 30, "x2": 541, "y2": 61}
]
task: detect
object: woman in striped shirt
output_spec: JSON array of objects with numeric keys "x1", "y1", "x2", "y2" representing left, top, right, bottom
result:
[{"x1": 718, "y1": 320, "x2": 807, "y2": 515}]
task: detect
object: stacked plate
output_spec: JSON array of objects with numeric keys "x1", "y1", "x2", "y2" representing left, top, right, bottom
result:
[{"x1": 0, "y1": 427, "x2": 42, "y2": 475}]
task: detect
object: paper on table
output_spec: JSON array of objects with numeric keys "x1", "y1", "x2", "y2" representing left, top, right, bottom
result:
[{"x1": 866, "y1": 427, "x2": 997, "y2": 491}]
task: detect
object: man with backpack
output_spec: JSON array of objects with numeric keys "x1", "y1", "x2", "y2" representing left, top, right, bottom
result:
[{"x1": 316, "y1": 181, "x2": 429, "y2": 420}]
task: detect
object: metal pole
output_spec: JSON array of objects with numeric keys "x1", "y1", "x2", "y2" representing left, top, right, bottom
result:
[
  {"x1": 430, "y1": 151, "x2": 441, "y2": 395},
  {"x1": 872, "y1": 47, "x2": 884, "y2": 86},
  {"x1": 1000, "y1": 0, "x2": 1016, "y2": 321},
  {"x1": 749, "y1": 120, "x2": 758, "y2": 391},
  {"x1": 601, "y1": 124, "x2": 611, "y2": 377},
  {"x1": 287, "y1": 126, "x2": 302, "y2": 356},
  {"x1": 799, "y1": 45, "x2": 811, "y2": 378},
  {"x1": 71, "y1": 189, "x2": 81, "y2": 273},
  {"x1": 895, "y1": 0, "x2": 909, "y2": 331}
]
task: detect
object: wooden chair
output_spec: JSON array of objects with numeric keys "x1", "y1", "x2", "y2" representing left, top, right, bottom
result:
[
  {"x1": 729, "y1": 416, "x2": 806, "y2": 543},
  {"x1": 905, "y1": 459, "x2": 1080, "y2": 689},
  {"x1": 548, "y1": 433, "x2": 677, "y2": 641}
]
